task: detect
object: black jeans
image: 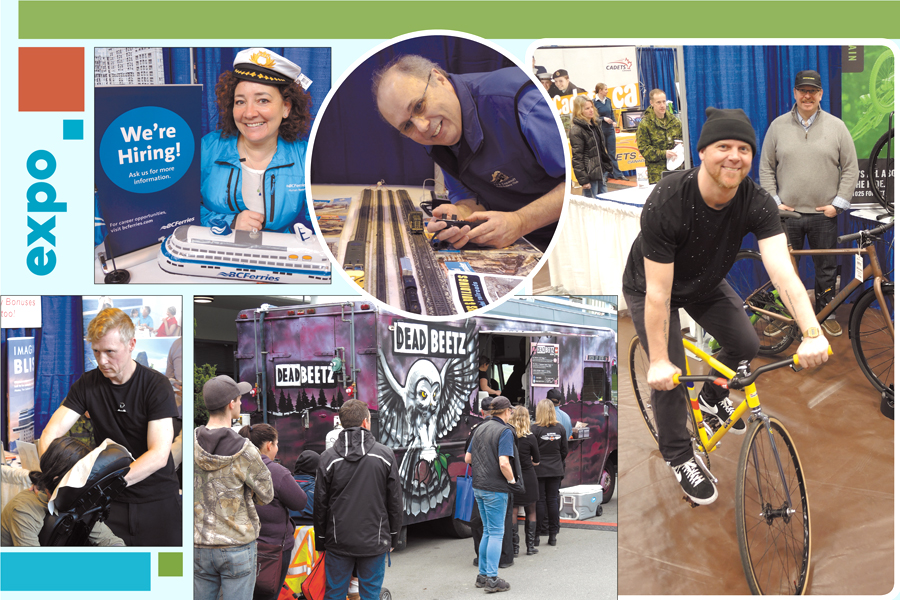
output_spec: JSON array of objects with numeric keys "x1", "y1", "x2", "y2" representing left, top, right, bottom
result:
[
  {"x1": 626, "y1": 280, "x2": 760, "y2": 465},
  {"x1": 536, "y1": 476, "x2": 562, "y2": 535},
  {"x1": 785, "y1": 213, "x2": 838, "y2": 313}
]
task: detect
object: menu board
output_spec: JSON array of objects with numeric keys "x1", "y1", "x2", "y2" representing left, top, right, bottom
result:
[{"x1": 530, "y1": 341, "x2": 560, "y2": 386}]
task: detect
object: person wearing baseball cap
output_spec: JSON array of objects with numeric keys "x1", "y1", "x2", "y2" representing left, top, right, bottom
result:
[
  {"x1": 760, "y1": 69, "x2": 859, "y2": 337},
  {"x1": 194, "y1": 375, "x2": 274, "y2": 600},
  {"x1": 546, "y1": 388, "x2": 572, "y2": 440},
  {"x1": 622, "y1": 106, "x2": 830, "y2": 506},
  {"x1": 201, "y1": 48, "x2": 315, "y2": 234},
  {"x1": 465, "y1": 395, "x2": 520, "y2": 592},
  {"x1": 551, "y1": 69, "x2": 586, "y2": 96}
]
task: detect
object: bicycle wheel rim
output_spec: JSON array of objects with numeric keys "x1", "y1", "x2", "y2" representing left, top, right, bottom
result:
[
  {"x1": 726, "y1": 251, "x2": 796, "y2": 355},
  {"x1": 736, "y1": 417, "x2": 811, "y2": 595},
  {"x1": 850, "y1": 286, "x2": 894, "y2": 393},
  {"x1": 629, "y1": 335, "x2": 659, "y2": 443}
]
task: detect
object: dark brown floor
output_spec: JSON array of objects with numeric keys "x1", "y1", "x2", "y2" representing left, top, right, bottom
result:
[{"x1": 618, "y1": 306, "x2": 894, "y2": 594}]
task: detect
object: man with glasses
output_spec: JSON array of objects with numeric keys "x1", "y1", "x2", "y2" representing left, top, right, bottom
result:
[
  {"x1": 760, "y1": 70, "x2": 859, "y2": 337},
  {"x1": 636, "y1": 89, "x2": 683, "y2": 184},
  {"x1": 373, "y1": 55, "x2": 566, "y2": 251}
]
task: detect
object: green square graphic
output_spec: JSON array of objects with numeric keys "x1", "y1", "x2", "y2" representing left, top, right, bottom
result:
[{"x1": 158, "y1": 553, "x2": 183, "y2": 577}]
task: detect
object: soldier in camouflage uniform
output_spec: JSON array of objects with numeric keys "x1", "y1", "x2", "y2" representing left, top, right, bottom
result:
[{"x1": 636, "y1": 89, "x2": 683, "y2": 184}]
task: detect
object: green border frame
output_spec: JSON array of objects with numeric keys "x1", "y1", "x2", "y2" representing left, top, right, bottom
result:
[{"x1": 19, "y1": 1, "x2": 900, "y2": 39}]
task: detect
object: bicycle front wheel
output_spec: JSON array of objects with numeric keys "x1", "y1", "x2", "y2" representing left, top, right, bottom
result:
[
  {"x1": 726, "y1": 251, "x2": 797, "y2": 356},
  {"x1": 629, "y1": 335, "x2": 659, "y2": 443},
  {"x1": 849, "y1": 284, "x2": 894, "y2": 393},
  {"x1": 867, "y1": 128, "x2": 894, "y2": 215},
  {"x1": 736, "y1": 417, "x2": 811, "y2": 595}
]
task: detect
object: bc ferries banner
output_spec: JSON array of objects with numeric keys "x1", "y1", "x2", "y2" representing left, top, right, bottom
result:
[
  {"x1": 6, "y1": 337, "x2": 36, "y2": 454},
  {"x1": 95, "y1": 85, "x2": 202, "y2": 257}
]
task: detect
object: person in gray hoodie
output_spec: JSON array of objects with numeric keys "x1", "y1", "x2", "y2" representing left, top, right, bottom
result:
[
  {"x1": 194, "y1": 375, "x2": 274, "y2": 600},
  {"x1": 314, "y1": 399, "x2": 402, "y2": 600}
]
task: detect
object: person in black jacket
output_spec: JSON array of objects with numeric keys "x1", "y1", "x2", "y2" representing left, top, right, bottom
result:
[
  {"x1": 314, "y1": 400, "x2": 403, "y2": 600},
  {"x1": 510, "y1": 406, "x2": 541, "y2": 556},
  {"x1": 531, "y1": 399, "x2": 568, "y2": 547},
  {"x1": 570, "y1": 95, "x2": 614, "y2": 199}
]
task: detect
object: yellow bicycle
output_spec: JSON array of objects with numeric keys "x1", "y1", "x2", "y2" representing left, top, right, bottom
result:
[{"x1": 629, "y1": 335, "x2": 830, "y2": 594}]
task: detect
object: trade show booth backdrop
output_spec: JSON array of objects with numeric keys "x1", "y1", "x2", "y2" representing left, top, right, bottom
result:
[
  {"x1": 310, "y1": 35, "x2": 514, "y2": 186},
  {"x1": 1, "y1": 297, "x2": 83, "y2": 445},
  {"x1": 683, "y1": 44, "x2": 841, "y2": 182}
]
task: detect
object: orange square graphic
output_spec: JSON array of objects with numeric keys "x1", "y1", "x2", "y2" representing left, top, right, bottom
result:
[{"x1": 20, "y1": 47, "x2": 84, "y2": 112}]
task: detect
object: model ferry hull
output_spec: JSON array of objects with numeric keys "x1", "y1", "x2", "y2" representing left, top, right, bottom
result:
[{"x1": 157, "y1": 224, "x2": 332, "y2": 283}]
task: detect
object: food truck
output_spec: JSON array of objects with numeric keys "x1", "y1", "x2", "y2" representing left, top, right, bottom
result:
[{"x1": 234, "y1": 299, "x2": 617, "y2": 548}]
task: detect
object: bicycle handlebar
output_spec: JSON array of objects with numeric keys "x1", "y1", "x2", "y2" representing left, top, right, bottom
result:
[
  {"x1": 673, "y1": 347, "x2": 833, "y2": 389},
  {"x1": 837, "y1": 220, "x2": 894, "y2": 244},
  {"x1": 778, "y1": 210, "x2": 803, "y2": 220}
]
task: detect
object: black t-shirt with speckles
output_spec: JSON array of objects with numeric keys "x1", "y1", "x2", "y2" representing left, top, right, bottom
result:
[{"x1": 623, "y1": 167, "x2": 782, "y2": 308}]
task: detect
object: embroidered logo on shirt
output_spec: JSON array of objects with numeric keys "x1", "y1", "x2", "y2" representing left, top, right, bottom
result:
[{"x1": 491, "y1": 171, "x2": 519, "y2": 188}]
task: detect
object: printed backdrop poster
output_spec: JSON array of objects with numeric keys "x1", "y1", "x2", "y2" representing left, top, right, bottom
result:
[
  {"x1": 95, "y1": 85, "x2": 202, "y2": 257},
  {"x1": 6, "y1": 337, "x2": 36, "y2": 453}
]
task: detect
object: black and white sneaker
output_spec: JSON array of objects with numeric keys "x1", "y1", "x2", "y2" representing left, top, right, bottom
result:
[
  {"x1": 671, "y1": 458, "x2": 718, "y2": 505},
  {"x1": 698, "y1": 390, "x2": 746, "y2": 434}
]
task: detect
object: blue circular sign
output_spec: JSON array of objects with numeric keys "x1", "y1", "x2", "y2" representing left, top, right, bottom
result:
[{"x1": 99, "y1": 106, "x2": 195, "y2": 194}]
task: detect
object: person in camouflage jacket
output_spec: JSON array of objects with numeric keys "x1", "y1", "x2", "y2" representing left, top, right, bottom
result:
[{"x1": 636, "y1": 89, "x2": 683, "y2": 184}]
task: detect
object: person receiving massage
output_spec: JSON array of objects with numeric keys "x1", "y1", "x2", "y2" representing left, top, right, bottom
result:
[
  {"x1": 1, "y1": 437, "x2": 125, "y2": 547},
  {"x1": 201, "y1": 48, "x2": 314, "y2": 233}
]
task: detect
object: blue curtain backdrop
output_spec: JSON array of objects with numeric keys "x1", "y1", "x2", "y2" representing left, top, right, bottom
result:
[
  {"x1": 1, "y1": 296, "x2": 83, "y2": 445},
  {"x1": 638, "y1": 47, "x2": 678, "y2": 112},
  {"x1": 310, "y1": 36, "x2": 515, "y2": 186},
  {"x1": 683, "y1": 45, "x2": 841, "y2": 182}
]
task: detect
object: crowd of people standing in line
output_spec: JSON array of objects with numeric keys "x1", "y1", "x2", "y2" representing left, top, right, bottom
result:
[{"x1": 194, "y1": 374, "x2": 401, "y2": 600}]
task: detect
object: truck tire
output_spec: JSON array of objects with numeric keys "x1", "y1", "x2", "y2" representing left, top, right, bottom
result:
[{"x1": 600, "y1": 458, "x2": 616, "y2": 504}]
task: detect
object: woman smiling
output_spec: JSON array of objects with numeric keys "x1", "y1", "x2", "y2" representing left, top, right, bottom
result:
[{"x1": 200, "y1": 48, "x2": 313, "y2": 233}]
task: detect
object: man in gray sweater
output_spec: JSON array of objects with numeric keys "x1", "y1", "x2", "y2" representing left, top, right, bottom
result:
[{"x1": 759, "y1": 69, "x2": 859, "y2": 337}]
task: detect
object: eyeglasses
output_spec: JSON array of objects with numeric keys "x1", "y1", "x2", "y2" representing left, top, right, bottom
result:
[
  {"x1": 795, "y1": 87, "x2": 821, "y2": 97},
  {"x1": 400, "y1": 70, "x2": 433, "y2": 136}
]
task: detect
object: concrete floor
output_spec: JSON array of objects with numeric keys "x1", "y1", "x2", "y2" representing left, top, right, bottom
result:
[
  {"x1": 617, "y1": 307, "x2": 894, "y2": 594},
  {"x1": 383, "y1": 488, "x2": 617, "y2": 600}
]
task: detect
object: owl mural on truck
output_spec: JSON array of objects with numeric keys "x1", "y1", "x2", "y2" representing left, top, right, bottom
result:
[{"x1": 376, "y1": 321, "x2": 479, "y2": 516}]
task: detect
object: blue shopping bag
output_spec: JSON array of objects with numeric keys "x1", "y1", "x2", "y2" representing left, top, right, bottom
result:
[{"x1": 454, "y1": 465, "x2": 474, "y2": 522}]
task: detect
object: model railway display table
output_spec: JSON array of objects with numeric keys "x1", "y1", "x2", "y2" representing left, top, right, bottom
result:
[{"x1": 313, "y1": 184, "x2": 543, "y2": 315}]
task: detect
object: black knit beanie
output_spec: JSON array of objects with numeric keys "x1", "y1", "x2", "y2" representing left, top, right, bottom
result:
[
  {"x1": 293, "y1": 449, "x2": 320, "y2": 476},
  {"x1": 696, "y1": 107, "x2": 757, "y2": 156}
]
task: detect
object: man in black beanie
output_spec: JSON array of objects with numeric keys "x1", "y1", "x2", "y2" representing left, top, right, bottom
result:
[{"x1": 622, "y1": 107, "x2": 830, "y2": 505}]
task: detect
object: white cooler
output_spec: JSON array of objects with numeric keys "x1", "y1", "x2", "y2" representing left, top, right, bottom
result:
[{"x1": 558, "y1": 485, "x2": 604, "y2": 520}]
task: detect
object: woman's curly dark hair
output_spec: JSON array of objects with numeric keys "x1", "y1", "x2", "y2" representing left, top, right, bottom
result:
[{"x1": 214, "y1": 71, "x2": 312, "y2": 141}]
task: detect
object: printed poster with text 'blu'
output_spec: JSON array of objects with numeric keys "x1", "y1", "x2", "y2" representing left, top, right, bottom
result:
[
  {"x1": 95, "y1": 85, "x2": 202, "y2": 257},
  {"x1": 6, "y1": 337, "x2": 36, "y2": 454}
]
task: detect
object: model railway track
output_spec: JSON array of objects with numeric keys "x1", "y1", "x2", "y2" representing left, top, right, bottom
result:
[
  {"x1": 374, "y1": 190, "x2": 387, "y2": 302},
  {"x1": 396, "y1": 189, "x2": 455, "y2": 316},
  {"x1": 387, "y1": 191, "x2": 422, "y2": 313},
  {"x1": 343, "y1": 188, "x2": 371, "y2": 271}
]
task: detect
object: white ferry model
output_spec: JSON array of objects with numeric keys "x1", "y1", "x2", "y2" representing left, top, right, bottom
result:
[{"x1": 158, "y1": 221, "x2": 331, "y2": 283}]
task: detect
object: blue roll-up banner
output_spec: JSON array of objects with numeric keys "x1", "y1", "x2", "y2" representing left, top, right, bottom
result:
[
  {"x1": 6, "y1": 337, "x2": 36, "y2": 454},
  {"x1": 95, "y1": 85, "x2": 202, "y2": 257}
]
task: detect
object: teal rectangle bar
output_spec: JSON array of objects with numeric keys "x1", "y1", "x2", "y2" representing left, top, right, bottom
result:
[{"x1": 1, "y1": 552, "x2": 151, "y2": 591}]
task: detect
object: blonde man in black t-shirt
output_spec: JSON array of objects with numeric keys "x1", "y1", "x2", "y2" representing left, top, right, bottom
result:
[
  {"x1": 622, "y1": 107, "x2": 830, "y2": 505},
  {"x1": 39, "y1": 307, "x2": 180, "y2": 545}
]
